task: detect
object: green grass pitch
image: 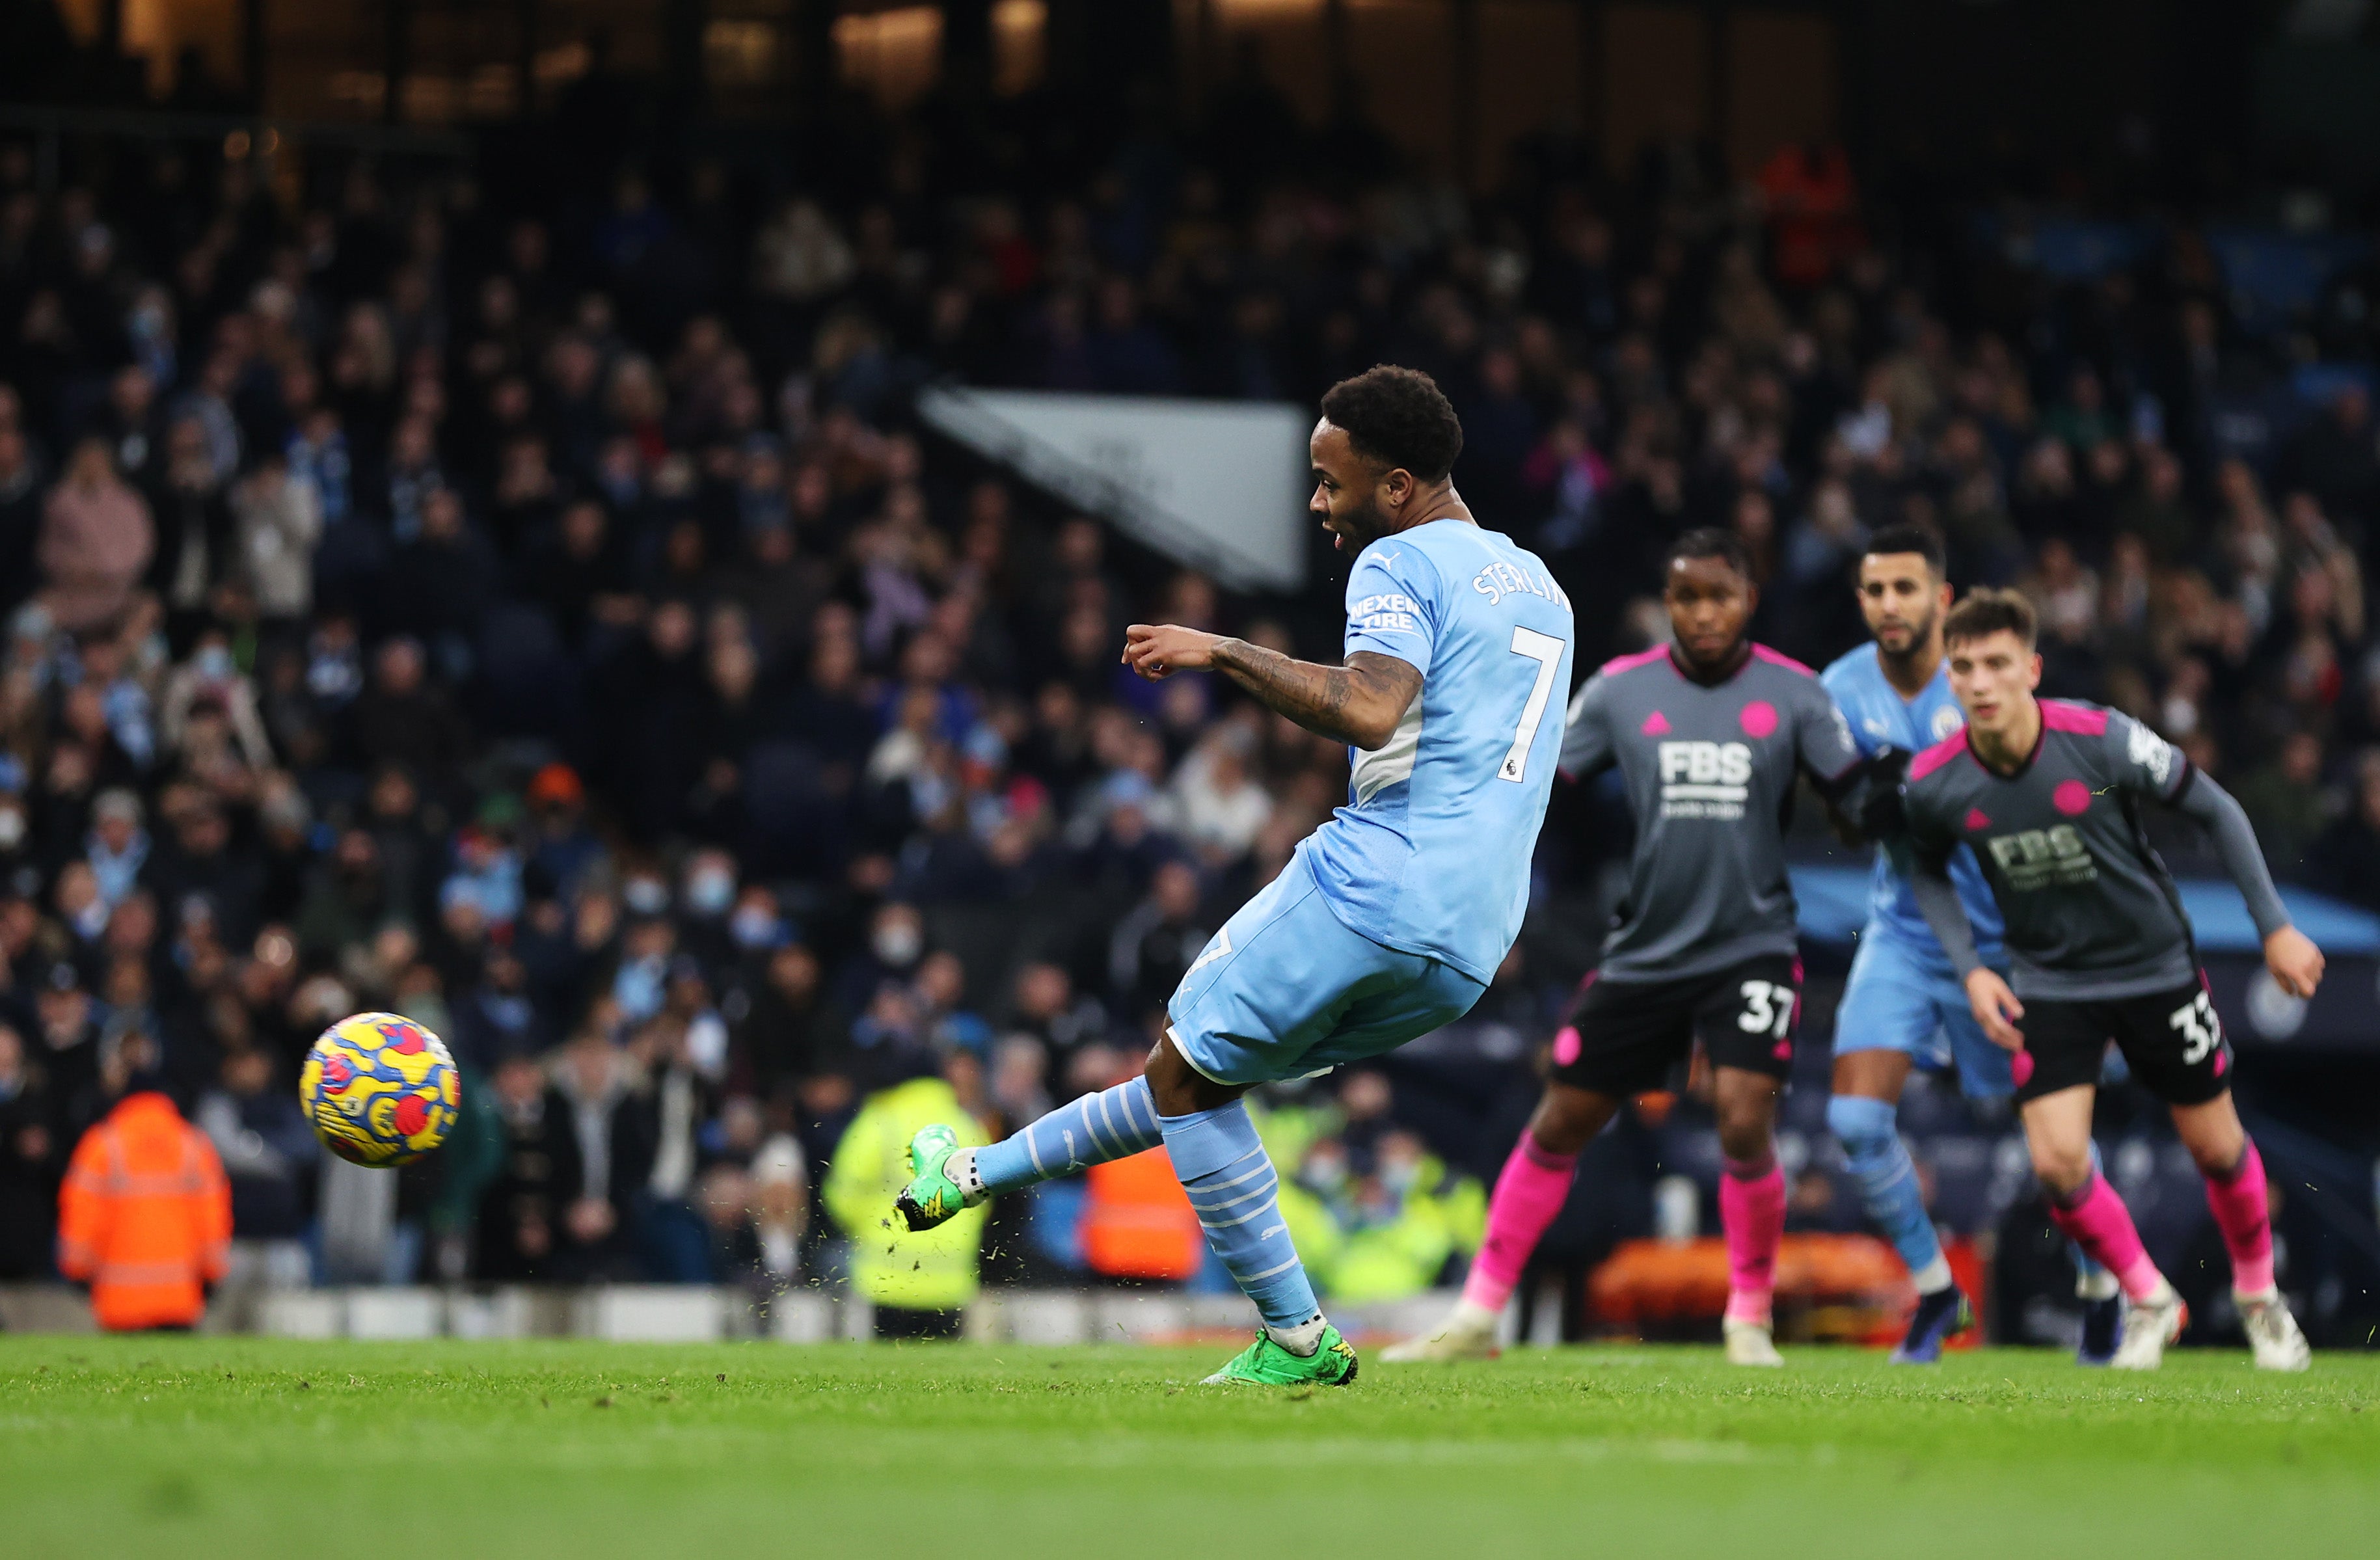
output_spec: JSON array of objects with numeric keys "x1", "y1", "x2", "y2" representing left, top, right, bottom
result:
[{"x1": 2, "y1": 1336, "x2": 2374, "y2": 1559}]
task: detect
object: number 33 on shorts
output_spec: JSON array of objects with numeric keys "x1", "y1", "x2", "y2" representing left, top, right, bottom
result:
[
  {"x1": 1738, "y1": 980, "x2": 1797, "y2": 1038},
  {"x1": 2169, "y1": 990, "x2": 2222, "y2": 1064}
]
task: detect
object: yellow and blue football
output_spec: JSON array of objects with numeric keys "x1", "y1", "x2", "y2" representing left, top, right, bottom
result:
[{"x1": 299, "y1": 1012, "x2": 461, "y2": 1167}]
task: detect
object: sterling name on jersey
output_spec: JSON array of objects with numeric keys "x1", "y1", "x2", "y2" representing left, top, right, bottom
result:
[
  {"x1": 1820, "y1": 643, "x2": 2005, "y2": 967},
  {"x1": 1303, "y1": 519, "x2": 1576, "y2": 986},
  {"x1": 1560, "y1": 643, "x2": 1861, "y2": 983},
  {"x1": 1902, "y1": 699, "x2": 2197, "y2": 1000}
]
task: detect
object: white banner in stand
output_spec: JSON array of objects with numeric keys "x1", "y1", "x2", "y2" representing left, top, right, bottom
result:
[{"x1": 917, "y1": 386, "x2": 1311, "y2": 593}]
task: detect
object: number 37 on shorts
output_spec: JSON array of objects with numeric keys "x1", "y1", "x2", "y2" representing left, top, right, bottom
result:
[{"x1": 1737, "y1": 980, "x2": 1797, "y2": 1039}]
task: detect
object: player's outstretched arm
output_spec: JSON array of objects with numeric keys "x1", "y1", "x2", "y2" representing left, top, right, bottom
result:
[
  {"x1": 1122, "y1": 624, "x2": 1420, "y2": 751},
  {"x1": 2172, "y1": 772, "x2": 2326, "y2": 998}
]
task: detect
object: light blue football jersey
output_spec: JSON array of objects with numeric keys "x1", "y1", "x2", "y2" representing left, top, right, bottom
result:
[
  {"x1": 1820, "y1": 642, "x2": 2004, "y2": 965},
  {"x1": 1301, "y1": 518, "x2": 1576, "y2": 984}
]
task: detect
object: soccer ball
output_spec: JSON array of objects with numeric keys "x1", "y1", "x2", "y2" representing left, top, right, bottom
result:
[{"x1": 300, "y1": 1012, "x2": 461, "y2": 1167}]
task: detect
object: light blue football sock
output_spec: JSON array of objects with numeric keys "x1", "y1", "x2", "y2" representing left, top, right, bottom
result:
[
  {"x1": 969, "y1": 1077, "x2": 1163, "y2": 1196},
  {"x1": 1161, "y1": 1101, "x2": 1320, "y2": 1334},
  {"x1": 1829, "y1": 1093, "x2": 1953, "y2": 1291}
]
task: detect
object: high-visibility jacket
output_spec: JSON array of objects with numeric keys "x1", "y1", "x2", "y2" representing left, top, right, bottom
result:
[
  {"x1": 57, "y1": 1093, "x2": 232, "y2": 1330},
  {"x1": 822, "y1": 1077, "x2": 987, "y2": 1312}
]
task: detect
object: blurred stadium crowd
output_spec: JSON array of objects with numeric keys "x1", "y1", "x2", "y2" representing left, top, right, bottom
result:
[{"x1": 0, "y1": 88, "x2": 2376, "y2": 1334}]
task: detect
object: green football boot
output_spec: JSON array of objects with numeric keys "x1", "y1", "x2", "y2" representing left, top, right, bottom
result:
[
  {"x1": 1202, "y1": 1325, "x2": 1360, "y2": 1387},
  {"x1": 894, "y1": 1123, "x2": 967, "y2": 1231}
]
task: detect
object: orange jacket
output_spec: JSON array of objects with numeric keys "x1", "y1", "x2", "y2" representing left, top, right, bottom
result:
[
  {"x1": 1081, "y1": 1148, "x2": 1204, "y2": 1282},
  {"x1": 57, "y1": 1093, "x2": 232, "y2": 1330}
]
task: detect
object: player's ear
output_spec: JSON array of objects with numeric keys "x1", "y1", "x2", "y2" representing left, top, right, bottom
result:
[
  {"x1": 2025, "y1": 651, "x2": 2042, "y2": 690},
  {"x1": 1936, "y1": 580, "x2": 1953, "y2": 613},
  {"x1": 1381, "y1": 464, "x2": 1413, "y2": 508}
]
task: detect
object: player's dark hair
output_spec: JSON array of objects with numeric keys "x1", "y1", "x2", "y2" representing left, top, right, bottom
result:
[
  {"x1": 1943, "y1": 587, "x2": 2038, "y2": 650},
  {"x1": 1319, "y1": 366, "x2": 1464, "y2": 481},
  {"x1": 1666, "y1": 526, "x2": 1753, "y2": 580},
  {"x1": 1863, "y1": 522, "x2": 1945, "y2": 578}
]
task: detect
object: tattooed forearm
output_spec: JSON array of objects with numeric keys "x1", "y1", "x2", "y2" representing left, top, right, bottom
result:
[{"x1": 1208, "y1": 641, "x2": 1420, "y2": 749}]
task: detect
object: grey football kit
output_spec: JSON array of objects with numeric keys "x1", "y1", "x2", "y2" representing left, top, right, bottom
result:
[
  {"x1": 1902, "y1": 699, "x2": 2292, "y2": 1104},
  {"x1": 1552, "y1": 642, "x2": 1864, "y2": 1096}
]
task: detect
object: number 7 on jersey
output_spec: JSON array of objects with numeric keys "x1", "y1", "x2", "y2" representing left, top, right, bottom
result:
[{"x1": 1499, "y1": 626, "x2": 1566, "y2": 783}]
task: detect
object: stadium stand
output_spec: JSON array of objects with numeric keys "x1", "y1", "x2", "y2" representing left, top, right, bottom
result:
[{"x1": 1, "y1": 7, "x2": 2377, "y2": 1352}]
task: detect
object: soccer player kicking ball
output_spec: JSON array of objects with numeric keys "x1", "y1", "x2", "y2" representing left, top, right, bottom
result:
[
  {"x1": 1820, "y1": 526, "x2": 2115, "y2": 1364},
  {"x1": 895, "y1": 366, "x2": 1575, "y2": 1386},
  {"x1": 1903, "y1": 589, "x2": 2318, "y2": 1371},
  {"x1": 1388, "y1": 529, "x2": 1871, "y2": 1367}
]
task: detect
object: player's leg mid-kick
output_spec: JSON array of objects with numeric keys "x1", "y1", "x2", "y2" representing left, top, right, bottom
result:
[{"x1": 898, "y1": 366, "x2": 1575, "y2": 1384}]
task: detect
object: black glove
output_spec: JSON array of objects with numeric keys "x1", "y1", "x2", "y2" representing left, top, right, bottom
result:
[{"x1": 1854, "y1": 746, "x2": 1912, "y2": 841}]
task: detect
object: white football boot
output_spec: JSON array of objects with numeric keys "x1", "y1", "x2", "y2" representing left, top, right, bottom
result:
[
  {"x1": 2109, "y1": 1288, "x2": 2187, "y2": 1370},
  {"x1": 2239, "y1": 1292, "x2": 2311, "y2": 1372},
  {"x1": 1722, "y1": 1316, "x2": 1784, "y2": 1367},
  {"x1": 1379, "y1": 1299, "x2": 1502, "y2": 1362}
]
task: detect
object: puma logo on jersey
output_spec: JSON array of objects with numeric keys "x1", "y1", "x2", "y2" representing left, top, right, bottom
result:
[
  {"x1": 1984, "y1": 825, "x2": 2100, "y2": 890},
  {"x1": 1657, "y1": 740, "x2": 1751, "y2": 817}
]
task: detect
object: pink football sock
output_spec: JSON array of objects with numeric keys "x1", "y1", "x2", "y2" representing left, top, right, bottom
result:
[
  {"x1": 1460, "y1": 1134, "x2": 1579, "y2": 1312},
  {"x1": 2046, "y1": 1173, "x2": 2165, "y2": 1301},
  {"x1": 2204, "y1": 1142, "x2": 2275, "y2": 1295},
  {"x1": 1720, "y1": 1155, "x2": 1785, "y2": 1325}
]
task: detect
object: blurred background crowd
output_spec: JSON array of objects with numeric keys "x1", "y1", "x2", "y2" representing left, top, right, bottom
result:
[{"x1": 1, "y1": 0, "x2": 2378, "y2": 1343}]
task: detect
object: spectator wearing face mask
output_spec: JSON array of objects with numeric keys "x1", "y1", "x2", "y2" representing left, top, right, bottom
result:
[
  {"x1": 609, "y1": 911, "x2": 678, "y2": 1027},
  {"x1": 725, "y1": 885, "x2": 791, "y2": 958},
  {"x1": 836, "y1": 898, "x2": 926, "y2": 1011},
  {"x1": 676, "y1": 846, "x2": 741, "y2": 969}
]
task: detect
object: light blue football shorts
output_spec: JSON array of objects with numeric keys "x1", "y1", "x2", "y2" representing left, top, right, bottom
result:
[
  {"x1": 1167, "y1": 846, "x2": 1487, "y2": 1088},
  {"x1": 1833, "y1": 930, "x2": 2014, "y2": 1099}
]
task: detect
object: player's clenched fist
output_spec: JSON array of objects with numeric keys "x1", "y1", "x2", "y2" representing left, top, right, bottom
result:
[
  {"x1": 1122, "y1": 623, "x2": 1221, "y2": 680},
  {"x1": 2262, "y1": 926, "x2": 2325, "y2": 999}
]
